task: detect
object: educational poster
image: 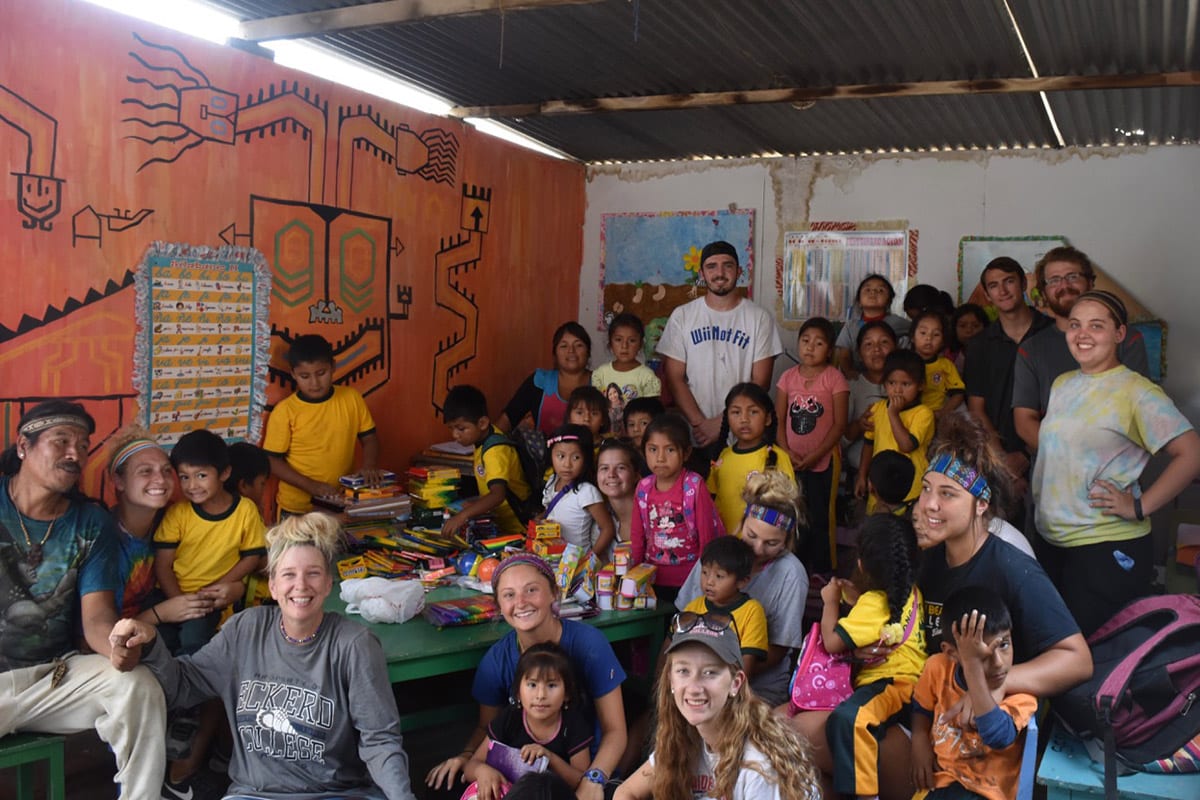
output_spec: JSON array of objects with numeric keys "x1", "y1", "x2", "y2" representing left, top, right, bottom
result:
[
  {"x1": 0, "y1": 0, "x2": 584, "y2": 498},
  {"x1": 958, "y1": 236, "x2": 1167, "y2": 380},
  {"x1": 780, "y1": 229, "x2": 911, "y2": 325},
  {"x1": 599, "y1": 209, "x2": 755, "y2": 348},
  {"x1": 136, "y1": 242, "x2": 270, "y2": 445}
]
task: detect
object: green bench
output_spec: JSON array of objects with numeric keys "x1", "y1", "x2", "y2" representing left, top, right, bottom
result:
[{"x1": 0, "y1": 732, "x2": 66, "y2": 800}]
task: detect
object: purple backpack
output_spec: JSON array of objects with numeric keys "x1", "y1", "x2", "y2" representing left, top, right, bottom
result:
[{"x1": 1054, "y1": 595, "x2": 1200, "y2": 799}]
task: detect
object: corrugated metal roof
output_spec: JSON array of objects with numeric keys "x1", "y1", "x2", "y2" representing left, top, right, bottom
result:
[{"x1": 201, "y1": 0, "x2": 1200, "y2": 161}]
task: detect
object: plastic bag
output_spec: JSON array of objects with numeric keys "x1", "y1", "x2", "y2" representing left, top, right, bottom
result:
[{"x1": 340, "y1": 577, "x2": 425, "y2": 624}]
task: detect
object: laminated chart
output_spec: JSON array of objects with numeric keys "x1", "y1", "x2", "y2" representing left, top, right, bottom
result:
[
  {"x1": 781, "y1": 229, "x2": 910, "y2": 323},
  {"x1": 135, "y1": 242, "x2": 271, "y2": 445}
]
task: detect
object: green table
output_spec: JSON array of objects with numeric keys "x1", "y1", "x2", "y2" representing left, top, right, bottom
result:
[{"x1": 324, "y1": 586, "x2": 673, "y2": 730}]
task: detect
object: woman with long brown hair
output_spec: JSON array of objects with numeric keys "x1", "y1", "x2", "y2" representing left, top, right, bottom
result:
[{"x1": 616, "y1": 613, "x2": 820, "y2": 800}]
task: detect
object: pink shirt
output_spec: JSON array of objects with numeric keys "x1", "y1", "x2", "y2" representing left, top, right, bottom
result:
[
  {"x1": 630, "y1": 471, "x2": 723, "y2": 588},
  {"x1": 776, "y1": 364, "x2": 850, "y2": 472}
]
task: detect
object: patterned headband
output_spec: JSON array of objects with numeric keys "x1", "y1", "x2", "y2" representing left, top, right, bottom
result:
[
  {"x1": 926, "y1": 453, "x2": 992, "y2": 501},
  {"x1": 110, "y1": 439, "x2": 164, "y2": 475},
  {"x1": 18, "y1": 414, "x2": 92, "y2": 438},
  {"x1": 744, "y1": 504, "x2": 797, "y2": 535}
]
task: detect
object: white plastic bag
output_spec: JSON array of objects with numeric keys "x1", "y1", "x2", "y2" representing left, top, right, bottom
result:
[{"x1": 340, "y1": 577, "x2": 425, "y2": 624}]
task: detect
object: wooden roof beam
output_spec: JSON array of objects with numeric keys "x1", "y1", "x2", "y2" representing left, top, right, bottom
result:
[
  {"x1": 450, "y1": 71, "x2": 1200, "y2": 118},
  {"x1": 238, "y1": 0, "x2": 606, "y2": 42}
]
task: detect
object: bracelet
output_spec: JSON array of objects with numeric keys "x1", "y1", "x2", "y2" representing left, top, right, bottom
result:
[
  {"x1": 1134, "y1": 496, "x2": 1145, "y2": 521},
  {"x1": 151, "y1": 605, "x2": 163, "y2": 624}
]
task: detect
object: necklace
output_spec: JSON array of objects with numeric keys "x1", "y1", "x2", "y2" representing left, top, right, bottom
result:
[
  {"x1": 8, "y1": 486, "x2": 59, "y2": 569},
  {"x1": 279, "y1": 616, "x2": 321, "y2": 645}
]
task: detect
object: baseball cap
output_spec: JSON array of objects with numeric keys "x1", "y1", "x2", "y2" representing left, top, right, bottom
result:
[{"x1": 666, "y1": 612, "x2": 742, "y2": 667}]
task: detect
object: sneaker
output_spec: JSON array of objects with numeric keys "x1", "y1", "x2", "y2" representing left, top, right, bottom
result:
[
  {"x1": 161, "y1": 776, "x2": 194, "y2": 800},
  {"x1": 165, "y1": 710, "x2": 200, "y2": 760}
]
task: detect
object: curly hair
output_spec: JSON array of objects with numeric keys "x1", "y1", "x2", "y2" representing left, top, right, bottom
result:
[
  {"x1": 266, "y1": 512, "x2": 342, "y2": 576},
  {"x1": 927, "y1": 412, "x2": 1016, "y2": 521},
  {"x1": 855, "y1": 514, "x2": 918, "y2": 623},
  {"x1": 717, "y1": 383, "x2": 781, "y2": 470},
  {"x1": 652, "y1": 651, "x2": 821, "y2": 800},
  {"x1": 1034, "y1": 245, "x2": 1095, "y2": 293},
  {"x1": 740, "y1": 470, "x2": 806, "y2": 547}
]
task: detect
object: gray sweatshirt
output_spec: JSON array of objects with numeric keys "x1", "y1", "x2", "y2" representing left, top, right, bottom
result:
[{"x1": 142, "y1": 606, "x2": 416, "y2": 800}]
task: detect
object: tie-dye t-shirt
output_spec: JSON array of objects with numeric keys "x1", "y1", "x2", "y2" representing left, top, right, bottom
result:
[
  {"x1": 114, "y1": 519, "x2": 157, "y2": 618},
  {"x1": 0, "y1": 479, "x2": 117, "y2": 671},
  {"x1": 1033, "y1": 365, "x2": 1194, "y2": 547}
]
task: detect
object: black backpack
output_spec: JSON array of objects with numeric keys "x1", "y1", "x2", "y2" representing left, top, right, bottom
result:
[
  {"x1": 479, "y1": 428, "x2": 545, "y2": 526},
  {"x1": 1053, "y1": 594, "x2": 1200, "y2": 799}
]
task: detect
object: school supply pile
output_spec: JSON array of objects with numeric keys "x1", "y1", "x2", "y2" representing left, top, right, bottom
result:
[
  {"x1": 422, "y1": 594, "x2": 500, "y2": 627},
  {"x1": 406, "y1": 466, "x2": 462, "y2": 510},
  {"x1": 591, "y1": 545, "x2": 654, "y2": 610},
  {"x1": 312, "y1": 471, "x2": 412, "y2": 519}
]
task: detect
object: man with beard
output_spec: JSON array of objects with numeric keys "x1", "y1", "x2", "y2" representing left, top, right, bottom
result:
[
  {"x1": 0, "y1": 400, "x2": 165, "y2": 800},
  {"x1": 657, "y1": 240, "x2": 783, "y2": 461},
  {"x1": 1012, "y1": 246, "x2": 1148, "y2": 453},
  {"x1": 963, "y1": 256, "x2": 1054, "y2": 499}
]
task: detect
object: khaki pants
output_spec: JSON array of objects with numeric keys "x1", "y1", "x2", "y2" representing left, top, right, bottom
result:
[{"x1": 1, "y1": 653, "x2": 166, "y2": 800}]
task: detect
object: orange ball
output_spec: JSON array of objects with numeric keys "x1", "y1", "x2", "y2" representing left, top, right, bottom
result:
[{"x1": 477, "y1": 557, "x2": 501, "y2": 583}]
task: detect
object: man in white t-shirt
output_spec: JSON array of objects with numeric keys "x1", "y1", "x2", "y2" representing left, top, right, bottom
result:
[{"x1": 657, "y1": 241, "x2": 783, "y2": 454}]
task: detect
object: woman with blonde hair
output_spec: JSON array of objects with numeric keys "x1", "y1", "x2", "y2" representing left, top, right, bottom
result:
[
  {"x1": 616, "y1": 613, "x2": 820, "y2": 800},
  {"x1": 675, "y1": 470, "x2": 809, "y2": 706},
  {"x1": 110, "y1": 512, "x2": 419, "y2": 800}
]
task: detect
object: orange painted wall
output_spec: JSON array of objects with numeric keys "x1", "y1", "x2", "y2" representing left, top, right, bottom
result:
[{"x1": 0, "y1": 0, "x2": 584, "y2": 494}]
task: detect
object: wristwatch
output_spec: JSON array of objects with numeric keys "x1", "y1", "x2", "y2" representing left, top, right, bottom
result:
[{"x1": 584, "y1": 768, "x2": 607, "y2": 785}]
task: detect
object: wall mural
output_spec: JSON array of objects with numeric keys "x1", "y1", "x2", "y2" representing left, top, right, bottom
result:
[{"x1": 0, "y1": 0, "x2": 585, "y2": 497}]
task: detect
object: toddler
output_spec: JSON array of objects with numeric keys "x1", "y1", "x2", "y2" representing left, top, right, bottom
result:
[{"x1": 679, "y1": 536, "x2": 769, "y2": 676}]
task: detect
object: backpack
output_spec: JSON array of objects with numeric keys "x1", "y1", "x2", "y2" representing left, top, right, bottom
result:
[
  {"x1": 480, "y1": 429, "x2": 545, "y2": 525},
  {"x1": 1053, "y1": 594, "x2": 1200, "y2": 799}
]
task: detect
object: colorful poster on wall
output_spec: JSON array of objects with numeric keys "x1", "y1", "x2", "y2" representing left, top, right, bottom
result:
[
  {"x1": 780, "y1": 229, "x2": 910, "y2": 324},
  {"x1": 135, "y1": 242, "x2": 271, "y2": 445},
  {"x1": 599, "y1": 209, "x2": 755, "y2": 345}
]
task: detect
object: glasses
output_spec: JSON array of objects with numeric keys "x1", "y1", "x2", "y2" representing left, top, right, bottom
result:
[
  {"x1": 670, "y1": 611, "x2": 738, "y2": 636},
  {"x1": 1044, "y1": 272, "x2": 1088, "y2": 288}
]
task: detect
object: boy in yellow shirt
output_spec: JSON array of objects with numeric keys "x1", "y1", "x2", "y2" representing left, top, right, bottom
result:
[
  {"x1": 263, "y1": 334, "x2": 381, "y2": 516},
  {"x1": 442, "y1": 385, "x2": 534, "y2": 537},
  {"x1": 154, "y1": 429, "x2": 267, "y2": 654}
]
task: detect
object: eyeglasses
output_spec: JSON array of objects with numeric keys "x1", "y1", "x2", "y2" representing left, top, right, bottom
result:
[
  {"x1": 1044, "y1": 272, "x2": 1088, "y2": 288},
  {"x1": 670, "y1": 611, "x2": 738, "y2": 636}
]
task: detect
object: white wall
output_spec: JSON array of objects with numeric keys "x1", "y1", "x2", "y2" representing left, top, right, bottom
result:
[{"x1": 580, "y1": 146, "x2": 1200, "y2": 426}]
